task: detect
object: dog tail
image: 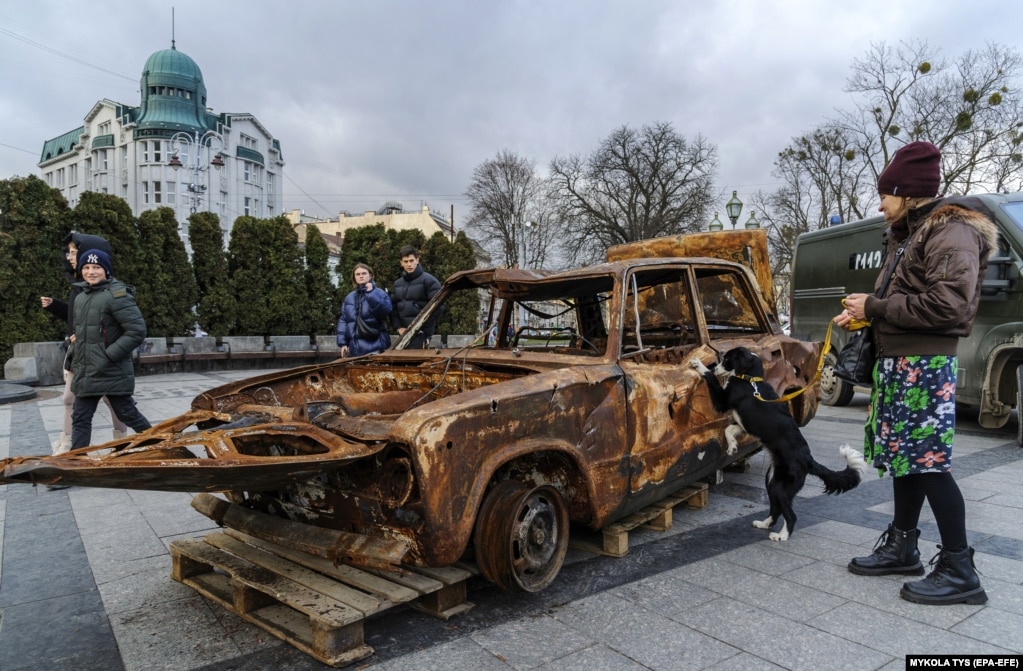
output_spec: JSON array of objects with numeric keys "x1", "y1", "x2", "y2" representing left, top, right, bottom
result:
[{"x1": 809, "y1": 444, "x2": 868, "y2": 494}]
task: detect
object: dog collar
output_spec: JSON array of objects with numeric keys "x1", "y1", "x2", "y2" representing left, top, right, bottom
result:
[{"x1": 735, "y1": 374, "x2": 766, "y2": 399}]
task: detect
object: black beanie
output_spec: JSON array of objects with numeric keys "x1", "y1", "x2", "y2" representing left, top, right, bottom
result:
[
  {"x1": 877, "y1": 141, "x2": 941, "y2": 197},
  {"x1": 79, "y1": 249, "x2": 113, "y2": 278}
]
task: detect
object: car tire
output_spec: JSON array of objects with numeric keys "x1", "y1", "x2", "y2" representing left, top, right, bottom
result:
[
  {"x1": 820, "y1": 351, "x2": 855, "y2": 407},
  {"x1": 473, "y1": 480, "x2": 569, "y2": 593},
  {"x1": 1016, "y1": 364, "x2": 1023, "y2": 448}
]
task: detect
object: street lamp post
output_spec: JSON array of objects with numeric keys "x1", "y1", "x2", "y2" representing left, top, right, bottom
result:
[
  {"x1": 168, "y1": 129, "x2": 225, "y2": 213},
  {"x1": 725, "y1": 190, "x2": 743, "y2": 230},
  {"x1": 709, "y1": 191, "x2": 760, "y2": 231},
  {"x1": 519, "y1": 220, "x2": 532, "y2": 327},
  {"x1": 520, "y1": 220, "x2": 532, "y2": 268}
]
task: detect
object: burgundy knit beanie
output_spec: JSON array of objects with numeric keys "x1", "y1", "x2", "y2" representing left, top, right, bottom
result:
[{"x1": 877, "y1": 141, "x2": 941, "y2": 197}]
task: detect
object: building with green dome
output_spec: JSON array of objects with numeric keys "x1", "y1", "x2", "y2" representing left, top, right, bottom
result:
[{"x1": 37, "y1": 43, "x2": 284, "y2": 245}]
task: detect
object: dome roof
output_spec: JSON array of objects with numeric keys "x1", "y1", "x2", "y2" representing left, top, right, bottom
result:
[
  {"x1": 136, "y1": 46, "x2": 210, "y2": 133},
  {"x1": 143, "y1": 47, "x2": 204, "y2": 84}
]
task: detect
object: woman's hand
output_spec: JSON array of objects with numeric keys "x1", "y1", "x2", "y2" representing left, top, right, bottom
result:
[
  {"x1": 835, "y1": 293, "x2": 868, "y2": 330},
  {"x1": 340, "y1": 345, "x2": 350, "y2": 357},
  {"x1": 40, "y1": 296, "x2": 52, "y2": 308}
]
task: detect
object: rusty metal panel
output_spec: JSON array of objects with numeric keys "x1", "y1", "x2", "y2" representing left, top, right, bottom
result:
[{"x1": 607, "y1": 229, "x2": 776, "y2": 310}]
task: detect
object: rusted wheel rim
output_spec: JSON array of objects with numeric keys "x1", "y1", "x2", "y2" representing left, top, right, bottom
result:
[{"x1": 474, "y1": 481, "x2": 569, "y2": 592}]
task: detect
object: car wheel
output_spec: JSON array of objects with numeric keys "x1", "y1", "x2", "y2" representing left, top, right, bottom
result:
[
  {"x1": 473, "y1": 480, "x2": 569, "y2": 593},
  {"x1": 820, "y1": 351, "x2": 855, "y2": 407},
  {"x1": 1016, "y1": 364, "x2": 1023, "y2": 448}
]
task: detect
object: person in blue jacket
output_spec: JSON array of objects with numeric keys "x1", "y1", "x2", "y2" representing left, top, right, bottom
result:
[{"x1": 336, "y1": 263, "x2": 392, "y2": 357}]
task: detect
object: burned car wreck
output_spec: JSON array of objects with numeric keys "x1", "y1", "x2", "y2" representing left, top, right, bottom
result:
[{"x1": 1, "y1": 231, "x2": 820, "y2": 593}]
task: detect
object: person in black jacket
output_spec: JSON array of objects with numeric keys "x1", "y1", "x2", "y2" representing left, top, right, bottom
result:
[
  {"x1": 39, "y1": 232, "x2": 128, "y2": 453},
  {"x1": 389, "y1": 246, "x2": 441, "y2": 349},
  {"x1": 69, "y1": 248, "x2": 152, "y2": 450}
]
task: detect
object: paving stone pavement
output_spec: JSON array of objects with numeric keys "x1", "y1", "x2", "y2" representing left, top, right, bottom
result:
[{"x1": 1, "y1": 369, "x2": 1021, "y2": 671}]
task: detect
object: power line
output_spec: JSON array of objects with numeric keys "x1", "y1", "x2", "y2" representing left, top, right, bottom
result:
[
  {"x1": 282, "y1": 172, "x2": 333, "y2": 215},
  {"x1": 0, "y1": 25, "x2": 136, "y2": 82},
  {"x1": 281, "y1": 193, "x2": 468, "y2": 198},
  {"x1": 0, "y1": 140, "x2": 38, "y2": 155}
]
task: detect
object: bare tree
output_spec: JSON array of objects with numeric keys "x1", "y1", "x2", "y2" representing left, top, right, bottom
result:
[
  {"x1": 838, "y1": 40, "x2": 1023, "y2": 195},
  {"x1": 762, "y1": 40, "x2": 1023, "y2": 297},
  {"x1": 465, "y1": 150, "x2": 558, "y2": 269},
  {"x1": 549, "y1": 122, "x2": 717, "y2": 264}
]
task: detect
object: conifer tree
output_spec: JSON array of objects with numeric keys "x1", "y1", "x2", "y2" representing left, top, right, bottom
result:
[
  {"x1": 263, "y1": 216, "x2": 308, "y2": 335},
  {"x1": 228, "y1": 216, "x2": 271, "y2": 335},
  {"x1": 425, "y1": 231, "x2": 480, "y2": 336},
  {"x1": 72, "y1": 192, "x2": 144, "y2": 286},
  {"x1": 0, "y1": 176, "x2": 71, "y2": 369},
  {"x1": 304, "y1": 226, "x2": 337, "y2": 337},
  {"x1": 136, "y1": 207, "x2": 197, "y2": 336},
  {"x1": 188, "y1": 211, "x2": 236, "y2": 336}
]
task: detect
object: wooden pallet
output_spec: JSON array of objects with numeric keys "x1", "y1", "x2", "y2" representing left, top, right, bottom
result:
[
  {"x1": 569, "y1": 482, "x2": 709, "y2": 557},
  {"x1": 170, "y1": 530, "x2": 477, "y2": 668}
]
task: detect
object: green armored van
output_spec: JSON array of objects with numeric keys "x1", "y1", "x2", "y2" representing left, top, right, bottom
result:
[{"x1": 790, "y1": 192, "x2": 1023, "y2": 444}]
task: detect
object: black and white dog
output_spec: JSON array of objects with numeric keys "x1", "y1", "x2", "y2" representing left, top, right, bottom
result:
[{"x1": 692, "y1": 347, "x2": 867, "y2": 541}]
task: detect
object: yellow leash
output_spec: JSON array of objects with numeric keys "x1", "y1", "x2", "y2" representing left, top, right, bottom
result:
[{"x1": 752, "y1": 319, "x2": 836, "y2": 403}]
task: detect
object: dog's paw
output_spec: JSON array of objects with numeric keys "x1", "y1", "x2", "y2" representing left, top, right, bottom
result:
[
  {"x1": 724, "y1": 424, "x2": 743, "y2": 455},
  {"x1": 752, "y1": 516, "x2": 773, "y2": 529},
  {"x1": 769, "y1": 524, "x2": 790, "y2": 542},
  {"x1": 691, "y1": 359, "x2": 711, "y2": 375}
]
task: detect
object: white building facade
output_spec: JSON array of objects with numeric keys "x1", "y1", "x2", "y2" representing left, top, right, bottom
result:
[{"x1": 37, "y1": 44, "x2": 283, "y2": 245}]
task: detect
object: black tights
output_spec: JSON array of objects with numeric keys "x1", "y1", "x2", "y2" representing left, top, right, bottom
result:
[{"x1": 892, "y1": 473, "x2": 968, "y2": 552}]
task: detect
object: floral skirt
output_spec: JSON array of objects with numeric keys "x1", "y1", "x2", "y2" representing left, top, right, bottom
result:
[{"x1": 863, "y1": 355, "x2": 957, "y2": 478}]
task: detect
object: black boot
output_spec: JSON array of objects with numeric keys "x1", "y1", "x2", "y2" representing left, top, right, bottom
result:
[
  {"x1": 848, "y1": 524, "x2": 925, "y2": 576},
  {"x1": 900, "y1": 546, "x2": 987, "y2": 605}
]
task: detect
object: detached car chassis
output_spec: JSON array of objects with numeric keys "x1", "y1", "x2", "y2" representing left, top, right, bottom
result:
[{"x1": 2, "y1": 251, "x2": 820, "y2": 593}]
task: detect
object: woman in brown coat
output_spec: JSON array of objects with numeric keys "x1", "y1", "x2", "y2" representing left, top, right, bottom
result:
[{"x1": 837, "y1": 141, "x2": 996, "y2": 605}]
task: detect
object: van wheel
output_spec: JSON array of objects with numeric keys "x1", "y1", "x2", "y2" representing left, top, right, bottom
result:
[
  {"x1": 473, "y1": 480, "x2": 569, "y2": 593},
  {"x1": 821, "y1": 351, "x2": 855, "y2": 407},
  {"x1": 1016, "y1": 364, "x2": 1022, "y2": 447}
]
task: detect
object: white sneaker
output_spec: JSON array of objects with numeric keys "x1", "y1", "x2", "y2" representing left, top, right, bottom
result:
[{"x1": 51, "y1": 432, "x2": 71, "y2": 455}]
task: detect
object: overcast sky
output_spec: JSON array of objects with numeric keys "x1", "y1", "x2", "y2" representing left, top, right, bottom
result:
[{"x1": 1, "y1": 1, "x2": 1018, "y2": 225}]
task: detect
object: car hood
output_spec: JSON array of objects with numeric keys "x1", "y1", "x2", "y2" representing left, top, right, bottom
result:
[{"x1": 0, "y1": 354, "x2": 563, "y2": 491}]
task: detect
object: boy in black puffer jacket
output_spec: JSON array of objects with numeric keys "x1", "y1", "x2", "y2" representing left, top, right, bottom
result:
[
  {"x1": 69, "y1": 248, "x2": 152, "y2": 450},
  {"x1": 40, "y1": 232, "x2": 129, "y2": 453},
  {"x1": 390, "y1": 246, "x2": 441, "y2": 349}
]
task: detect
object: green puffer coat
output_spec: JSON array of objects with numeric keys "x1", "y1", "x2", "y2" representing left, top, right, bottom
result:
[{"x1": 70, "y1": 279, "x2": 146, "y2": 397}]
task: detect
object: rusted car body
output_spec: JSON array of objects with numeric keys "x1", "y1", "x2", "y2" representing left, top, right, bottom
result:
[{"x1": 1, "y1": 231, "x2": 820, "y2": 592}]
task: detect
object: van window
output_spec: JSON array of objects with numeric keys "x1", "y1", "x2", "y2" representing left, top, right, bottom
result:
[{"x1": 1003, "y1": 202, "x2": 1023, "y2": 231}]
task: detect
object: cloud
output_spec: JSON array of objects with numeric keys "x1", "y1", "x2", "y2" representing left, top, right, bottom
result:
[{"x1": 1, "y1": 0, "x2": 1018, "y2": 221}]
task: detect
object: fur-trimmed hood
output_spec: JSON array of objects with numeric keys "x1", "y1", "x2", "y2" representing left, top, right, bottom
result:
[
  {"x1": 911, "y1": 196, "x2": 999, "y2": 259},
  {"x1": 867, "y1": 194, "x2": 1000, "y2": 356}
]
